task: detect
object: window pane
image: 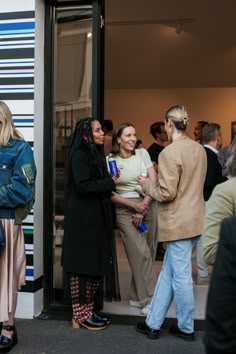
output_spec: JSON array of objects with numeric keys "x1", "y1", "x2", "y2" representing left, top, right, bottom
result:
[{"x1": 53, "y1": 5, "x2": 92, "y2": 303}]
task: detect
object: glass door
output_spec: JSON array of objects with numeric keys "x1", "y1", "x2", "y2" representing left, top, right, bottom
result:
[
  {"x1": 44, "y1": 0, "x2": 104, "y2": 308},
  {"x1": 54, "y1": 4, "x2": 93, "y2": 304}
]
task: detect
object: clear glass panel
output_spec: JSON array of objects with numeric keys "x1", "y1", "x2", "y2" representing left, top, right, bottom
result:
[{"x1": 53, "y1": 5, "x2": 92, "y2": 303}]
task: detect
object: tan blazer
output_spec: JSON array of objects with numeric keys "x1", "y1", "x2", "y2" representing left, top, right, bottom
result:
[
  {"x1": 142, "y1": 137, "x2": 207, "y2": 242},
  {"x1": 202, "y1": 177, "x2": 236, "y2": 265}
]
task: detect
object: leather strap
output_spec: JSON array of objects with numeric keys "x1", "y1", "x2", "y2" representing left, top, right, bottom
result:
[{"x1": 2, "y1": 325, "x2": 15, "y2": 331}]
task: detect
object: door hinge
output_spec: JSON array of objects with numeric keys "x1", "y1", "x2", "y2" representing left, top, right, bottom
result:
[{"x1": 100, "y1": 15, "x2": 104, "y2": 29}]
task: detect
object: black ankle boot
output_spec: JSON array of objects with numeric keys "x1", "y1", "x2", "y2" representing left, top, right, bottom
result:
[
  {"x1": 72, "y1": 314, "x2": 107, "y2": 330},
  {"x1": 0, "y1": 325, "x2": 18, "y2": 353},
  {"x1": 93, "y1": 312, "x2": 111, "y2": 325}
]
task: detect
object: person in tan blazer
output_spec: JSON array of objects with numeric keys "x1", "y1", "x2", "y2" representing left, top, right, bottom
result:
[
  {"x1": 204, "y1": 216, "x2": 236, "y2": 354},
  {"x1": 136, "y1": 105, "x2": 207, "y2": 341},
  {"x1": 202, "y1": 148, "x2": 236, "y2": 265}
]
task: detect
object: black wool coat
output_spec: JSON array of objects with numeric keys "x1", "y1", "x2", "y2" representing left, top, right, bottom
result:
[
  {"x1": 203, "y1": 147, "x2": 227, "y2": 201},
  {"x1": 62, "y1": 143, "x2": 115, "y2": 277}
]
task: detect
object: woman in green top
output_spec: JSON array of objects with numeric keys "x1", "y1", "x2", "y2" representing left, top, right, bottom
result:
[{"x1": 110, "y1": 123, "x2": 158, "y2": 315}]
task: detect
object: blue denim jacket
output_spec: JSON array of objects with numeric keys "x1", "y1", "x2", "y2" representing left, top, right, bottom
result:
[{"x1": 0, "y1": 138, "x2": 36, "y2": 223}]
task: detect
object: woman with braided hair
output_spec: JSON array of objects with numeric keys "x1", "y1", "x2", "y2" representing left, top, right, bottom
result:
[{"x1": 62, "y1": 117, "x2": 119, "y2": 331}]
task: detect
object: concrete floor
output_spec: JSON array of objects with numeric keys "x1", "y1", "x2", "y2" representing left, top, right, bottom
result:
[{"x1": 11, "y1": 318, "x2": 206, "y2": 354}]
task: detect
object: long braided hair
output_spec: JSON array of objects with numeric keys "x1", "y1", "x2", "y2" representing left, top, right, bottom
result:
[{"x1": 66, "y1": 117, "x2": 107, "y2": 190}]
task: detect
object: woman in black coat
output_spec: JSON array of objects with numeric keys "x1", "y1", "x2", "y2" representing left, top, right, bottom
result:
[{"x1": 62, "y1": 117, "x2": 118, "y2": 331}]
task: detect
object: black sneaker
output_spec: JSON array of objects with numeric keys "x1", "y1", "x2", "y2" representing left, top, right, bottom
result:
[
  {"x1": 169, "y1": 325, "x2": 195, "y2": 342},
  {"x1": 136, "y1": 321, "x2": 159, "y2": 340}
]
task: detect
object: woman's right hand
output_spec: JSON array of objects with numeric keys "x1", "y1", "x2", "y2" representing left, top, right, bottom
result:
[
  {"x1": 133, "y1": 201, "x2": 149, "y2": 215},
  {"x1": 112, "y1": 176, "x2": 120, "y2": 185},
  {"x1": 132, "y1": 213, "x2": 144, "y2": 227}
]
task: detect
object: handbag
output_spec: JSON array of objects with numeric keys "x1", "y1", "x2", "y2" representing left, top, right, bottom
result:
[{"x1": 0, "y1": 220, "x2": 6, "y2": 256}]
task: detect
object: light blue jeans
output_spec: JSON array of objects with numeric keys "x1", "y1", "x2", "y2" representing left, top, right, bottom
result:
[{"x1": 146, "y1": 236, "x2": 199, "y2": 333}]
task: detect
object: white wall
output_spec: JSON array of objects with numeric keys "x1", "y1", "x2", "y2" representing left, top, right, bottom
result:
[
  {"x1": 105, "y1": 87, "x2": 236, "y2": 148},
  {"x1": 34, "y1": 0, "x2": 44, "y2": 280},
  {"x1": 2, "y1": 0, "x2": 44, "y2": 319},
  {"x1": 1, "y1": 0, "x2": 35, "y2": 12}
]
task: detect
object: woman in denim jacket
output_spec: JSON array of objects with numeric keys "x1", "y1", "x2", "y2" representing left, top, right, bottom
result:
[{"x1": 0, "y1": 101, "x2": 36, "y2": 353}]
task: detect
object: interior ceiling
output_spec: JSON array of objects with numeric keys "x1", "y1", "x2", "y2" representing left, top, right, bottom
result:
[{"x1": 105, "y1": 0, "x2": 236, "y2": 89}]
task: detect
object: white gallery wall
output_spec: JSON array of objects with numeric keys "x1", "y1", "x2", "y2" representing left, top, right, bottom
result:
[{"x1": 105, "y1": 87, "x2": 236, "y2": 148}]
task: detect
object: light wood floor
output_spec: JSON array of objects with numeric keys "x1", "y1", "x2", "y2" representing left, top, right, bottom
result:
[
  {"x1": 103, "y1": 231, "x2": 211, "y2": 320},
  {"x1": 53, "y1": 230, "x2": 211, "y2": 320}
]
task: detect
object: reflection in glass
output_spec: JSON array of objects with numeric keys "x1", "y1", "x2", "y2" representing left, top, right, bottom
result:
[{"x1": 53, "y1": 6, "x2": 92, "y2": 303}]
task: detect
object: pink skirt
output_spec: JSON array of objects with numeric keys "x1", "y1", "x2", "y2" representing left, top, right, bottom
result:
[{"x1": 0, "y1": 219, "x2": 26, "y2": 322}]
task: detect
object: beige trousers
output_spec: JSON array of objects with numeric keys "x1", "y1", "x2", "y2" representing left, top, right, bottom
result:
[{"x1": 116, "y1": 198, "x2": 158, "y2": 307}]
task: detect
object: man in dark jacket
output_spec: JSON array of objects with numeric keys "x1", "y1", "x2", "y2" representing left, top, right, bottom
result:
[
  {"x1": 202, "y1": 123, "x2": 228, "y2": 201},
  {"x1": 147, "y1": 122, "x2": 168, "y2": 261},
  {"x1": 147, "y1": 122, "x2": 168, "y2": 172}
]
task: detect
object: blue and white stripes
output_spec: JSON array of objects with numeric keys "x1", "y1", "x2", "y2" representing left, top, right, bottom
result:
[
  {"x1": 0, "y1": 10, "x2": 36, "y2": 285},
  {"x1": 0, "y1": 19, "x2": 35, "y2": 36},
  {"x1": 0, "y1": 11, "x2": 35, "y2": 100},
  {"x1": 13, "y1": 115, "x2": 34, "y2": 127}
]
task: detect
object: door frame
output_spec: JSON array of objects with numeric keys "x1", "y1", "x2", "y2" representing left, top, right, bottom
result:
[{"x1": 43, "y1": 0, "x2": 105, "y2": 312}]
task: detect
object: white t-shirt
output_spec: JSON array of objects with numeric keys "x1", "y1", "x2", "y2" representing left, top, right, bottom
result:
[{"x1": 108, "y1": 148, "x2": 153, "y2": 196}]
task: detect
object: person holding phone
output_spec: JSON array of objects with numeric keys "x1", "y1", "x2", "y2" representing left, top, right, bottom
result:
[{"x1": 110, "y1": 122, "x2": 158, "y2": 315}]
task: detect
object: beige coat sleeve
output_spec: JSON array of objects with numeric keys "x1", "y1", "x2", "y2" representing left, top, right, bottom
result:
[
  {"x1": 142, "y1": 150, "x2": 180, "y2": 202},
  {"x1": 202, "y1": 184, "x2": 235, "y2": 265}
]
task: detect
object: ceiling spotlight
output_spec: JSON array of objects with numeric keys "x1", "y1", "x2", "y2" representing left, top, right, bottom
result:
[
  {"x1": 176, "y1": 23, "x2": 183, "y2": 34},
  {"x1": 87, "y1": 32, "x2": 92, "y2": 38}
]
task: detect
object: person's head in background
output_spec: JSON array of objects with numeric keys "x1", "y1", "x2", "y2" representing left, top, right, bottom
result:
[
  {"x1": 193, "y1": 120, "x2": 208, "y2": 143},
  {"x1": 164, "y1": 105, "x2": 189, "y2": 143},
  {"x1": 231, "y1": 122, "x2": 236, "y2": 142},
  {"x1": 149, "y1": 122, "x2": 168, "y2": 146},
  {"x1": 103, "y1": 119, "x2": 113, "y2": 136},
  {"x1": 202, "y1": 123, "x2": 223, "y2": 150},
  {"x1": 135, "y1": 139, "x2": 142, "y2": 149}
]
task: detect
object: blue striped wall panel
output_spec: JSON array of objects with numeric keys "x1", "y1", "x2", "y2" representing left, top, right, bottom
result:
[
  {"x1": 0, "y1": 10, "x2": 36, "y2": 287},
  {"x1": 0, "y1": 11, "x2": 35, "y2": 101}
]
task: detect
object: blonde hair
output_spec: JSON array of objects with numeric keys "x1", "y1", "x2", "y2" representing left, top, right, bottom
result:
[
  {"x1": 165, "y1": 105, "x2": 189, "y2": 130},
  {"x1": 0, "y1": 101, "x2": 23, "y2": 146}
]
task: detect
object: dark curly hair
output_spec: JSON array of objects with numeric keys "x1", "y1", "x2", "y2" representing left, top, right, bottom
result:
[{"x1": 67, "y1": 117, "x2": 107, "y2": 189}]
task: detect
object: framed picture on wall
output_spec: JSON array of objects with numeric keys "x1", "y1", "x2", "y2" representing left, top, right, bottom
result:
[{"x1": 231, "y1": 121, "x2": 236, "y2": 142}]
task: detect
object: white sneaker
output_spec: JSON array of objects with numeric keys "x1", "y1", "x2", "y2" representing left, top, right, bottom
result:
[
  {"x1": 129, "y1": 299, "x2": 142, "y2": 308},
  {"x1": 141, "y1": 304, "x2": 150, "y2": 316}
]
